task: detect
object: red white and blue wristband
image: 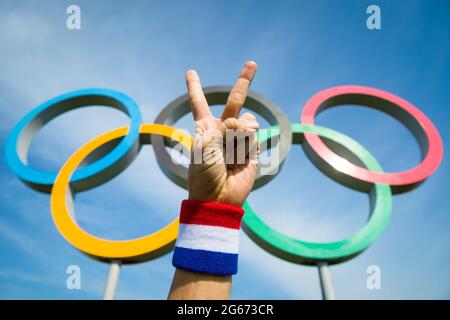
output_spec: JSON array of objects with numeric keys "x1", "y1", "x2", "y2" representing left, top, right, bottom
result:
[{"x1": 172, "y1": 199, "x2": 244, "y2": 276}]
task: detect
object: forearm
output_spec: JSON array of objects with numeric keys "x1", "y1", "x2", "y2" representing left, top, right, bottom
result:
[{"x1": 168, "y1": 269, "x2": 231, "y2": 300}]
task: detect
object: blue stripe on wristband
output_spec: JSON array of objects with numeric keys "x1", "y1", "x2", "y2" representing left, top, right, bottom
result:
[
  {"x1": 172, "y1": 200, "x2": 244, "y2": 276},
  {"x1": 172, "y1": 246, "x2": 238, "y2": 275}
]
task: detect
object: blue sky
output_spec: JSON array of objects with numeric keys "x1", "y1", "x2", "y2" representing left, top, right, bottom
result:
[{"x1": 0, "y1": 0, "x2": 449, "y2": 299}]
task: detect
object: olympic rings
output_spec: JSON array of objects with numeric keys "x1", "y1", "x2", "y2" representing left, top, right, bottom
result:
[
  {"x1": 50, "y1": 124, "x2": 193, "y2": 263},
  {"x1": 242, "y1": 124, "x2": 392, "y2": 265},
  {"x1": 5, "y1": 88, "x2": 142, "y2": 192},
  {"x1": 301, "y1": 85, "x2": 444, "y2": 193},
  {"x1": 151, "y1": 86, "x2": 292, "y2": 190},
  {"x1": 5, "y1": 85, "x2": 443, "y2": 266}
]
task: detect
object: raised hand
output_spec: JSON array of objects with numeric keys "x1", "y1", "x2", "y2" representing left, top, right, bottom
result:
[{"x1": 186, "y1": 61, "x2": 259, "y2": 207}]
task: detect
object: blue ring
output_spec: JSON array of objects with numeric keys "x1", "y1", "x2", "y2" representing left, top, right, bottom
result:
[{"x1": 5, "y1": 88, "x2": 142, "y2": 192}]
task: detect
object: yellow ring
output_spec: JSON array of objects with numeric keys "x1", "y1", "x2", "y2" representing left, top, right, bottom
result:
[{"x1": 50, "y1": 123, "x2": 193, "y2": 263}]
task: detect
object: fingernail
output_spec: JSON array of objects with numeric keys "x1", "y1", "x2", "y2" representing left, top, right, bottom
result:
[
  {"x1": 245, "y1": 120, "x2": 259, "y2": 129},
  {"x1": 186, "y1": 69, "x2": 198, "y2": 79}
]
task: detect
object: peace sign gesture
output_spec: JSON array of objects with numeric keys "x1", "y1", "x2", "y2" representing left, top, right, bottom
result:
[{"x1": 186, "y1": 61, "x2": 259, "y2": 207}]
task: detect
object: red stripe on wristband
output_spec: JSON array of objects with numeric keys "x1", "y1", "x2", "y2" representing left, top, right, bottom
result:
[{"x1": 179, "y1": 199, "x2": 244, "y2": 230}]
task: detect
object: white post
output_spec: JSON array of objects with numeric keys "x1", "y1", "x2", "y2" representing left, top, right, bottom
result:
[
  {"x1": 103, "y1": 260, "x2": 121, "y2": 300},
  {"x1": 317, "y1": 261, "x2": 336, "y2": 300}
]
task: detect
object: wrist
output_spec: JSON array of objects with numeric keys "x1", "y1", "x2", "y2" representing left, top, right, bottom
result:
[
  {"x1": 172, "y1": 199, "x2": 244, "y2": 275},
  {"x1": 188, "y1": 194, "x2": 245, "y2": 207}
]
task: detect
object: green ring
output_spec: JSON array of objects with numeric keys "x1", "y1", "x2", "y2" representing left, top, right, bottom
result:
[{"x1": 242, "y1": 124, "x2": 392, "y2": 265}]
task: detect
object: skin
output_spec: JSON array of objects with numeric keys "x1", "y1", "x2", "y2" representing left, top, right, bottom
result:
[{"x1": 168, "y1": 61, "x2": 259, "y2": 300}]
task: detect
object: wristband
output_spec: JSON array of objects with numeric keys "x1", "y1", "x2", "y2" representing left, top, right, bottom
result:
[{"x1": 172, "y1": 199, "x2": 245, "y2": 275}]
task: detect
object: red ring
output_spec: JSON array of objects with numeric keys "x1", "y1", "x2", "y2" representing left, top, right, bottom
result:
[{"x1": 301, "y1": 85, "x2": 443, "y2": 190}]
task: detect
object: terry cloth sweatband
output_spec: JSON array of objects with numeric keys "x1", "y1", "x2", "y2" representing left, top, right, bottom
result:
[{"x1": 172, "y1": 199, "x2": 245, "y2": 275}]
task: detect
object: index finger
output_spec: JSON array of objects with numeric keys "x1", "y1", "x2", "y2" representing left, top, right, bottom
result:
[
  {"x1": 221, "y1": 61, "x2": 257, "y2": 120},
  {"x1": 185, "y1": 70, "x2": 212, "y2": 121}
]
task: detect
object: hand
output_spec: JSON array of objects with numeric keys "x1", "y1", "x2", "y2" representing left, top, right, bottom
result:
[{"x1": 186, "y1": 61, "x2": 260, "y2": 207}]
